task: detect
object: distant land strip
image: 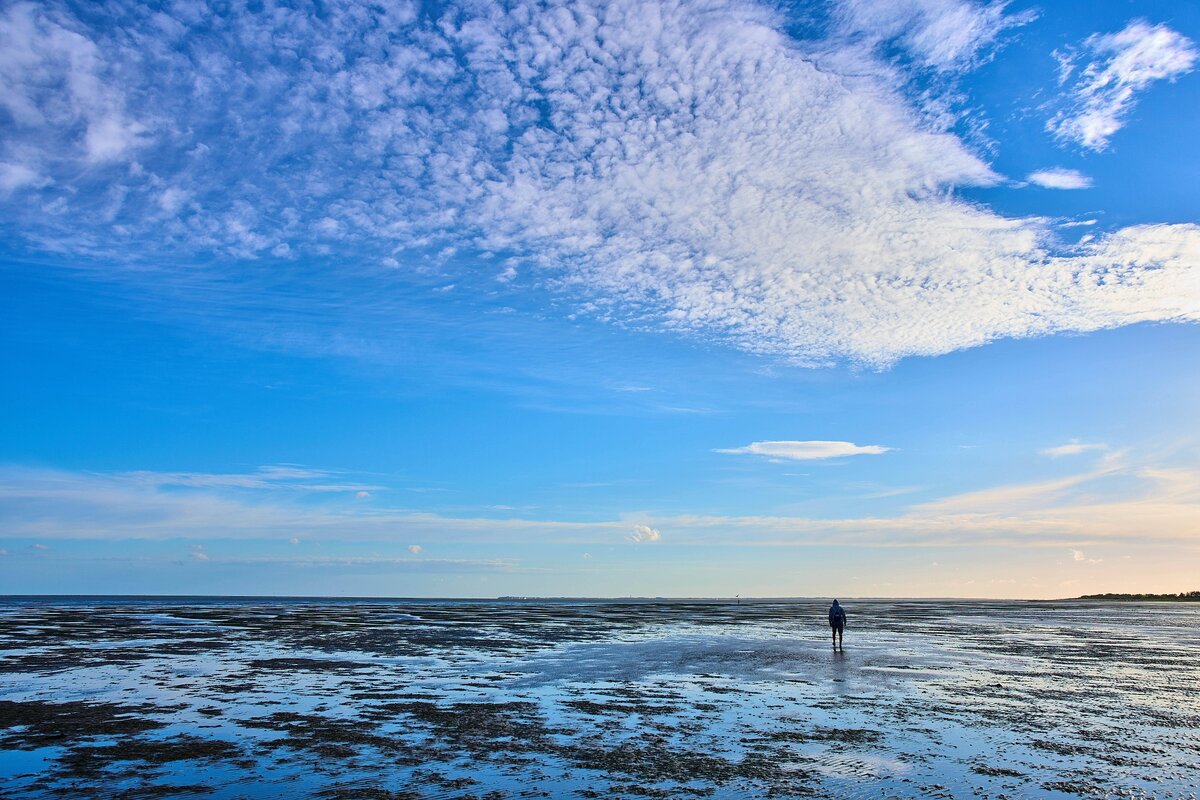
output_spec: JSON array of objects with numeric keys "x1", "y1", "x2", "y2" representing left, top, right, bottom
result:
[{"x1": 1077, "y1": 591, "x2": 1200, "y2": 601}]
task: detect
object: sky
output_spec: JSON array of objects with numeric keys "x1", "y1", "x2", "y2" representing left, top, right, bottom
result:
[{"x1": 1, "y1": 0, "x2": 1198, "y2": 599}]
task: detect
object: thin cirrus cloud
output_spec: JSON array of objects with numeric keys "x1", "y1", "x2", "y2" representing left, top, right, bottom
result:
[
  {"x1": 716, "y1": 441, "x2": 891, "y2": 461},
  {"x1": 1026, "y1": 168, "x2": 1092, "y2": 190},
  {"x1": 1049, "y1": 20, "x2": 1198, "y2": 151},
  {"x1": 0, "y1": 1, "x2": 1198, "y2": 368},
  {"x1": 1042, "y1": 441, "x2": 1109, "y2": 458},
  {"x1": 1, "y1": 456, "x2": 1197, "y2": 547}
]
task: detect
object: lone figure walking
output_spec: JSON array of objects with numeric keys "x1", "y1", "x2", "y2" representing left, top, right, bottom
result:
[{"x1": 828, "y1": 599, "x2": 846, "y2": 650}]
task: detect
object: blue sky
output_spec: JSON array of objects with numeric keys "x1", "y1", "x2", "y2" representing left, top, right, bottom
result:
[{"x1": 1, "y1": 0, "x2": 1198, "y2": 598}]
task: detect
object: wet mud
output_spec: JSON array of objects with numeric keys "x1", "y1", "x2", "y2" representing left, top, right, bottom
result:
[{"x1": 1, "y1": 598, "x2": 1198, "y2": 799}]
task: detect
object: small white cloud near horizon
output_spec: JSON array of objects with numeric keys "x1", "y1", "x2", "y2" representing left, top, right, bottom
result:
[
  {"x1": 190, "y1": 544, "x2": 209, "y2": 561},
  {"x1": 717, "y1": 441, "x2": 891, "y2": 461},
  {"x1": 1069, "y1": 548, "x2": 1103, "y2": 564},
  {"x1": 408, "y1": 544, "x2": 422, "y2": 555},
  {"x1": 355, "y1": 491, "x2": 371, "y2": 500},
  {"x1": 1043, "y1": 441, "x2": 1109, "y2": 458},
  {"x1": 1027, "y1": 168, "x2": 1092, "y2": 190},
  {"x1": 30, "y1": 543, "x2": 48, "y2": 551},
  {"x1": 288, "y1": 537, "x2": 300, "y2": 545},
  {"x1": 1050, "y1": 20, "x2": 1198, "y2": 150},
  {"x1": 629, "y1": 525, "x2": 661, "y2": 543}
]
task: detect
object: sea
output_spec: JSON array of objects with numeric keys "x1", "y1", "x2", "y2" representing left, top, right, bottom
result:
[{"x1": 1, "y1": 597, "x2": 1198, "y2": 799}]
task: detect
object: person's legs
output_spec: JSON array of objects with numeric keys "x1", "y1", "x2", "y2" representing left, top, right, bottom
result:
[{"x1": 831, "y1": 626, "x2": 837, "y2": 647}]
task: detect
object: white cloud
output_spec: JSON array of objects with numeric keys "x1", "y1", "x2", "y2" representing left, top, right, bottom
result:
[
  {"x1": 157, "y1": 187, "x2": 189, "y2": 214},
  {"x1": 629, "y1": 525, "x2": 662, "y2": 543},
  {"x1": 0, "y1": 3, "x2": 147, "y2": 164},
  {"x1": 717, "y1": 440, "x2": 890, "y2": 460},
  {"x1": 1026, "y1": 168, "x2": 1092, "y2": 190},
  {"x1": 288, "y1": 537, "x2": 301, "y2": 545},
  {"x1": 832, "y1": 0, "x2": 1028, "y2": 71},
  {"x1": 0, "y1": 161, "x2": 47, "y2": 192},
  {"x1": 355, "y1": 491, "x2": 371, "y2": 500},
  {"x1": 0, "y1": 1, "x2": 1196, "y2": 367},
  {"x1": 407, "y1": 544, "x2": 422, "y2": 555},
  {"x1": 1042, "y1": 441, "x2": 1108, "y2": 458},
  {"x1": 1, "y1": 456, "x2": 1198, "y2": 549},
  {"x1": 1049, "y1": 20, "x2": 1198, "y2": 150}
]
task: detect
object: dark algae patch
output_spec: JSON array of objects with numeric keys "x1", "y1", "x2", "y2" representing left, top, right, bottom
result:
[
  {"x1": 2, "y1": 597, "x2": 1200, "y2": 798},
  {"x1": 0, "y1": 699, "x2": 169, "y2": 747}
]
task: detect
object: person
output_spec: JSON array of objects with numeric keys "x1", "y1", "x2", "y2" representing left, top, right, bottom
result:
[{"x1": 828, "y1": 599, "x2": 846, "y2": 650}]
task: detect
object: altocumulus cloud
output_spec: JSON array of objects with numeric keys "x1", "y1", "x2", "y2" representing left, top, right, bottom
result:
[
  {"x1": 717, "y1": 441, "x2": 890, "y2": 461},
  {"x1": 0, "y1": 0, "x2": 1198, "y2": 366}
]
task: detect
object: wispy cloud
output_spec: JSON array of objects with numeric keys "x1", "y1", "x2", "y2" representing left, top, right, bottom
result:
[
  {"x1": 716, "y1": 441, "x2": 890, "y2": 461},
  {"x1": 6, "y1": 451, "x2": 1197, "y2": 550},
  {"x1": 1049, "y1": 20, "x2": 1198, "y2": 150},
  {"x1": 1042, "y1": 441, "x2": 1109, "y2": 458},
  {"x1": 1026, "y1": 168, "x2": 1092, "y2": 190},
  {"x1": 0, "y1": 1, "x2": 1196, "y2": 369},
  {"x1": 830, "y1": 0, "x2": 1030, "y2": 71}
]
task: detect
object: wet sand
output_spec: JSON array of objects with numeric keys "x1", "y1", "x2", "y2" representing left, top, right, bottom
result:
[{"x1": 2, "y1": 598, "x2": 1198, "y2": 799}]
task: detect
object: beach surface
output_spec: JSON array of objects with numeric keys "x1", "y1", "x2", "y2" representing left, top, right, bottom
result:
[{"x1": 2, "y1": 597, "x2": 1198, "y2": 799}]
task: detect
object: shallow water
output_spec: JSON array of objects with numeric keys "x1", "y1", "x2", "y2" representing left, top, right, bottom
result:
[{"x1": 1, "y1": 598, "x2": 1198, "y2": 799}]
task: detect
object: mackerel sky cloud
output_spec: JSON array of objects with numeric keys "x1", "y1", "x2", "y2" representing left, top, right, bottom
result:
[{"x1": 0, "y1": 0, "x2": 1197, "y2": 367}]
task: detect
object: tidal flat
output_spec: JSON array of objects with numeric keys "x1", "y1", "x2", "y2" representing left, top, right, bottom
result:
[{"x1": 1, "y1": 598, "x2": 1198, "y2": 799}]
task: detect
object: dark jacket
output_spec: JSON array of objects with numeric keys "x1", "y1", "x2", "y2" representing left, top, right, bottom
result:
[{"x1": 828, "y1": 602, "x2": 846, "y2": 627}]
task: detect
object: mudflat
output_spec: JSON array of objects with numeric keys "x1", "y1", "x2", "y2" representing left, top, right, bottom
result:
[{"x1": 2, "y1": 598, "x2": 1198, "y2": 798}]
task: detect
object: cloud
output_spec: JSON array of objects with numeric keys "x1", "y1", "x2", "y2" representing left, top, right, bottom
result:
[
  {"x1": 355, "y1": 491, "x2": 371, "y2": 500},
  {"x1": 407, "y1": 544, "x2": 422, "y2": 555},
  {"x1": 1042, "y1": 441, "x2": 1108, "y2": 458},
  {"x1": 628, "y1": 525, "x2": 662, "y2": 543},
  {"x1": 1049, "y1": 20, "x2": 1198, "y2": 150},
  {"x1": 831, "y1": 0, "x2": 1029, "y2": 71},
  {"x1": 1, "y1": 454, "x2": 1198, "y2": 549},
  {"x1": 0, "y1": 161, "x2": 47, "y2": 192},
  {"x1": 716, "y1": 441, "x2": 890, "y2": 461},
  {"x1": 29, "y1": 543, "x2": 48, "y2": 550},
  {"x1": 288, "y1": 537, "x2": 301, "y2": 545},
  {"x1": 1069, "y1": 548, "x2": 1102, "y2": 564},
  {"x1": 0, "y1": 0, "x2": 1196, "y2": 370},
  {"x1": 1026, "y1": 168, "x2": 1092, "y2": 190},
  {"x1": 0, "y1": 3, "x2": 147, "y2": 165}
]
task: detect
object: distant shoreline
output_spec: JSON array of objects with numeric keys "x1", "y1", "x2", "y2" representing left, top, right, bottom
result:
[{"x1": 1077, "y1": 591, "x2": 1200, "y2": 602}]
